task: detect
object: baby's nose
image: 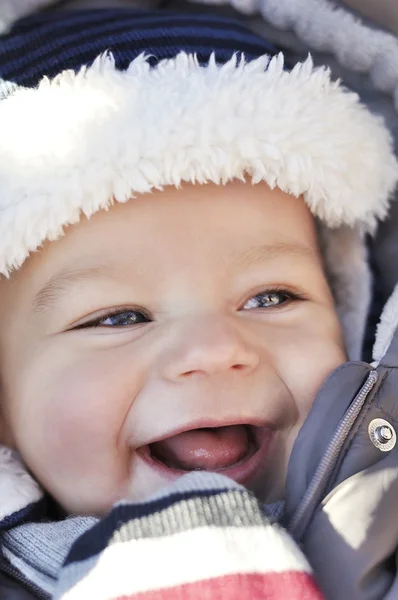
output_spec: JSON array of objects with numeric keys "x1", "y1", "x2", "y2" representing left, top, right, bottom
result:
[{"x1": 160, "y1": 315, "x2": 260, "y2": 381}]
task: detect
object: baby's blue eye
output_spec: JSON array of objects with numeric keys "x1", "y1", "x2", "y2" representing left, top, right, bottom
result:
[
  {"x1": 100, "y1": 311, "x2": 148, "y2": 327},
  {"x1": 76, "y1": 290, "x2": 299, "y2": 330},
  {"x1": 242, "y1": 291, "x2": 289, "y2": 310},
  {"x1": 77, "y1": 310, "x2": 150, "y2": 329}
]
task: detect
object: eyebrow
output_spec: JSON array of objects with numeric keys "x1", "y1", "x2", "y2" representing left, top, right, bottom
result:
[
  {"x1": 32, "y1": 265, "x2": 118, "y2": 314},
  {"x1": 227, "y1": 242, "x2": 320, "y2": 271}
]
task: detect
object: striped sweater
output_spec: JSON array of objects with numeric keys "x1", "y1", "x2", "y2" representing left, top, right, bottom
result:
[{"x1": 0, "y1": 448, "x2": 323, "y2": 600}]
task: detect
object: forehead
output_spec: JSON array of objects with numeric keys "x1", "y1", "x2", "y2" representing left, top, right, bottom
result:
[
  {"x1": 48, "y1": 179, "x2": 315, "y2": 247},
  {"x1": 10, "y1": 180, "x2": 319, "y2": 287}
]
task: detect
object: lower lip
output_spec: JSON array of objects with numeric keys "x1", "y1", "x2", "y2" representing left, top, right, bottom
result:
[{"x1": 137, "y1": 427, "x2": 275, "y2": 487}]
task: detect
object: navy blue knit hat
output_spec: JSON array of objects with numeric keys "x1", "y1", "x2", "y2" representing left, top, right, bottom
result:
[
  {"x1": 0, "y1": 8, "x2": 276, "y2": 95},
  {"x1": 0, "y1": 7, "x2": 397, "y2": 360}
]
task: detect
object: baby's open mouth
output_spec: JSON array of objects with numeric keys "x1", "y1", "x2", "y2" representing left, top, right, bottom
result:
[
  {"x1": 138, "y1": 424, "x2": 273, "y2": 486},
  {"x1": 150, "y1": 424, "x2": 256, "y2": 471}
]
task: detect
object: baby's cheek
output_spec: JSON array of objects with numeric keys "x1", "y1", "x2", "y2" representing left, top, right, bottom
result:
[
  {"x1": 273, "y1": 325, "x2": 345, "y2": 421},
  {"x1": 24, "y1": 359, "x2": 132, "y2": 513}
]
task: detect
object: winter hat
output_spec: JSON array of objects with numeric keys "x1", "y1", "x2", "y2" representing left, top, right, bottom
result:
[{"x1": 0, "y1": 8, "x2": 397, "y2": 360}]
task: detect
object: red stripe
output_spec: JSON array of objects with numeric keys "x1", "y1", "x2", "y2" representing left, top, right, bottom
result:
[{"x1": 112, "y1": 572, "x2": 324, "y2": 600}]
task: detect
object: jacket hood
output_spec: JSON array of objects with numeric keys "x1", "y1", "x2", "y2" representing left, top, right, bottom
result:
[{"x1": 373, "y1": 281, "x2": 398, "y2": 364}]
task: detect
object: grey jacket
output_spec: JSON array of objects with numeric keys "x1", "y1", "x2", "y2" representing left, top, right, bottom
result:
[
  {"x1": 1, "y1": 572, "x2": 36, "y2": 600},
  {"x1": 285, "y1": 336, "x2": 398, "y2": 599}
]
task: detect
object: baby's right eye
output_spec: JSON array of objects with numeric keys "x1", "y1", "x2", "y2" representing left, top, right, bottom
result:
[{"x1": 75, "y1": 309, "x2": 150, "y2": 329}]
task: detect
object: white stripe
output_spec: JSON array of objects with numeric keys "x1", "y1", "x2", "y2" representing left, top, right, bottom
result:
[{"x1": 60, "y1": 525, "x2": 311, "y2": 600}]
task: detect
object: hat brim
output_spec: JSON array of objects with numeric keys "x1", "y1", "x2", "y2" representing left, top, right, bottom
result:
[{"x1": 0, "y1": 51, "x2": 396, "y2": 277}]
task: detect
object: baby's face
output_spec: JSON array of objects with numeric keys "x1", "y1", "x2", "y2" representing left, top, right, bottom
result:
[{"x1": 0, "y1": 181, "x2": 346, "y2": 515}]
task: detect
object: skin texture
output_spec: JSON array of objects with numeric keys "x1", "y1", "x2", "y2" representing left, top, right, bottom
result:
[{"x1": 0, "y1": 181, "x2": 346, "y2": 515}]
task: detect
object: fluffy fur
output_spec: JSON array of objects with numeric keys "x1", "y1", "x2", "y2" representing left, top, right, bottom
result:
[
  {"x1": 0, "y1": 446, "x2": 43, "y2": 520},
  {"x1": 0, "y1": 52, "x2": 396, "y2": 277},
  {"x1": 259, "y1": 0, "x2": 398, "y2": 100},
  {"x1": 198, "y1": 0, "x2": 398, "y2": 110},
  {"x1": 373, "y1": 281, "x2": 398, "y2": 363}
]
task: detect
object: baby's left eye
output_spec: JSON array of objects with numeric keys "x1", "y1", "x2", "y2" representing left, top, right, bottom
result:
[
  {"x1": 242, "y1": 291, "x2": 291, "y2": 310},
  {"x1": 73, "y1": 309, "x2": 150, "y2": 330}
]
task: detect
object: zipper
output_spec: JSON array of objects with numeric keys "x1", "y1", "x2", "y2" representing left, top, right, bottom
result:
[{"x1": 288, "y1": 369, "x2": 379, "y2": 541}]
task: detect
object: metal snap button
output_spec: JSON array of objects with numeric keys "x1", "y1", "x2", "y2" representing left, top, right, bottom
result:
[{"x1": 368, "y1": 418, "x2": 396, "y2": 452}]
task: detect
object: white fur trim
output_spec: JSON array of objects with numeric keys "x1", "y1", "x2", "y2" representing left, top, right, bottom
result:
[
  {"x1": 320, "y1": 225, "x2": 371, "y2": 360},
  {"x1": 258, "y1": 0, "x2": 398, "y2": 110},
  {"x1": 0, "y1": 52, "x2": 396, "y2": 276},
  {"x1": 0, "y1": 446, "x2": 43, "y2": 521},
  {"x1": 194, "y1": 0, "x2": 398, "y2": 109},
  {"x1": 260, "y1": 0, "x2": 397, "y2": 78},
  {"x1": 373, "y1": 281, "x2": 398, "y2": 363},
  {"x1": 192, "y1": 0, "x2": 259, "y2": 15},
  {"x1": 0, "y1": 0, "x2": 56, "y2": 34}
]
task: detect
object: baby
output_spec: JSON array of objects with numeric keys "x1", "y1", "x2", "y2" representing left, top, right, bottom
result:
[
  {"x1": 0, "y1": 181, "x2": 346, "y2": 516},
  {"x1": 0, "y1": 5, "x2": 397, "y2": 600}
]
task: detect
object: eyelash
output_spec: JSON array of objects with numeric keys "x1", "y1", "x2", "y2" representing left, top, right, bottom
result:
[
  {"x1": 73, "y1": 307, "x2": 151, "y2": 330},
  {"x1": 73, "y1": 288, "x2": 307, "y2": 330}
]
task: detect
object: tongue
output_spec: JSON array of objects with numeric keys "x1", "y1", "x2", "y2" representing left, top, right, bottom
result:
[{"x1": 150, "y1": 425, "x2": 250, "y2": 471}]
